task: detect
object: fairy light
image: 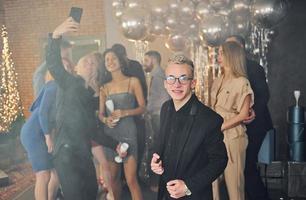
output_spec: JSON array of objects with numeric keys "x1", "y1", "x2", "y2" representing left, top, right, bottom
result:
[{"x1": 0, "y1": 25, "x2": 23, "y2": 133}]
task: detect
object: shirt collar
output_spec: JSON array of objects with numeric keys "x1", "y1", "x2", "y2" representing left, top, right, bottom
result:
[{"x1": 171, "y1": 93, "x2": 196, "y2": 115}]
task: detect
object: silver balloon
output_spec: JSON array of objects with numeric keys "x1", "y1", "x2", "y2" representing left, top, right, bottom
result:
[
  {"x1": 232, "y1": 0, "x2": 251, "y2": 12},
  {"x1": 150, "y1": 1, "x2": 169, "y2": 18},
  {"x1": 120, "y1": 8, "x2": 148, "y2": 41},
  {"x1": 165, "y1": 12, "x2": 180, "y2": 31},
  {"x1": 148, "y1": 20, "x2": 168, "y2": 36},
  {"x1": 217, "y1": 7, "x2": 232, "y2": 16},
  {"x1": 187, "y1": 20, "x2": 202, "y2": 46},
  {"x1": 196, "y1": 1, "x2": 215, "y2": 19},
  {"x1": 191, "y1": 0, "x2": 203, "y2": 5},
  {"x1": 251, "y1": 0, "x2": 287, "y2": 28},
  {"x1": 142, "y1": 34, "x2": 156, "y2": 42},
  {"x1": 166, "y1": 34, "x2": 191, "y2": 52},
  {"x1": 230, "y1": 10, "x2": 251, "y2": 36},
  {"x1": 112, "y1": 0, "x2": 125, "y2": 8},
  {"x1": 179, "y1": 0, "x2": 195, "y2": 21},
  {"x1": 200, "y1": 15, "x2": 230, "y2": 46},
  {"x1": 168, "y1": 0, "x2": 180, "y2": 14},
  {"x1": 126, "y1": 0, "x2": 145, "y2": 9},
  {"x1": 269, "y1": 0, "x2": 288, "y2": 27},
  {"x1": 113, "y1": 5, "x2": 125, "y2": 19},
  {"x1": 209, "y1": 0, "x2": 232, "y2": 10}
]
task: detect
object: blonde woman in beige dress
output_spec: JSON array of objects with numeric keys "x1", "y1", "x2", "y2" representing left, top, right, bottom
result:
[{"x1": 211, "y1": 41, "x2": 254, "y2": 200}]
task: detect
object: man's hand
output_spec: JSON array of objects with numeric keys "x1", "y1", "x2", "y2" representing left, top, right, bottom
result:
[
  {"x1": 45, "y1": 134, "x2": 53, "y2": 153},
  {"x1": 243, "y1": 108, "x2": 256, "y2": 124},
  {"x1": 166, "y1": 180, "x2": 188, "y2": 199},
  {"x1": 52, "y1": 17, "x2": 79, "y2": 39},
  {"x1": 151, "y1": 153, "x2": 164, "y2": 175}
]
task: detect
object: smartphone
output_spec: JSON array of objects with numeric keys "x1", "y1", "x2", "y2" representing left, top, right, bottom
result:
[{"x1": 69, "y1": 7, "x2": 83, "y2": 23}]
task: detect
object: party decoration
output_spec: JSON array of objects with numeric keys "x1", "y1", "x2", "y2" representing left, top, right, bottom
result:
[
  {"x1": 166, "y1": 34, "x2": 191, "y2": 52},
  {"x1": 0, "y1": 25, "x2": 23, "y2": 133},
  {"x1": 150, "y1": 1, "x2": 169, "y2": 18},
  {"x1": 230, "y1": 9, "x2": 251, "y2": 36},
  {"x1": 251, "y1": 0, "x2": 287, "y2": 28},
  {"x1": 148, "y1": 19, "x2": 168, "y2": 36},
  {"x1": 200, "y1": 15, "x2": 230, "y2": 46},
  {"x1": 120, "y1": 8, "x2": 148, "y2": 41},
  {"x1": 196, "y1": 1, "x2": 215, "y2": 19},
  {"x1": 209, "y1": 0, "x2": 232, "y2": 10},
  {"x1": 126, "y1": 0, "x2": 145, "y2": 9},
  {"x1": 232, "y1": 0, "x2": 251, "y2": 12},
  {"x1": 179, "y1": 0, "x2": 195, "y2": 22},
  {"x1": 111, "y1": 0, "x2": 289, "y2": 102}
]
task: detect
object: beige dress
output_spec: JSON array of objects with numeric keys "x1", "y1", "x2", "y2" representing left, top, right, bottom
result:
[{"x1": 210, "y1": 75, "x2": 254, "y2": 200}]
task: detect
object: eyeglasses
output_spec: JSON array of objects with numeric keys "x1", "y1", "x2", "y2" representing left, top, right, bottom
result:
[{"x1": 165, "y1": 75, "x2": 193, "y2": 85}]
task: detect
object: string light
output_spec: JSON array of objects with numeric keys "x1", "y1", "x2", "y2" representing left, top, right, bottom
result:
[{"x1": 0, "y1": 25, "x2": 23, "y2": 133}]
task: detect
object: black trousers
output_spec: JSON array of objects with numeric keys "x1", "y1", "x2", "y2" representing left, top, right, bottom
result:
[
  {"x1": 245, "y1": 128, "x2": 270, "y2": 200},
  {"x1": 53, "y1": 145, "x2": 98, "y2": 200}
]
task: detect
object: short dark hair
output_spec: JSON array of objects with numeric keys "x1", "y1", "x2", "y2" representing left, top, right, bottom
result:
[
  {"x1": 145, "y1": 50, "x2": 161, "y2": 65},
  {"x1": 111, "y1": 43, "x2": 127, "y2": 57},
  {"x1": 226, "y1": 35, "x2": 246, "y2": 48}
]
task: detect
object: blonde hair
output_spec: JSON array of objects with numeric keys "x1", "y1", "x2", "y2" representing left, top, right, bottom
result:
[
  {"x1": 221, "y1": 41, "x2": 247, "y2": 78},
  {"x1": 79, "y1": 52, "x2": 103, "y2": 94}
]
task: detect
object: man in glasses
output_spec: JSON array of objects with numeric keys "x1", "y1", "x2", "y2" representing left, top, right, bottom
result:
[{"x1": 151, "y1": 53, "x2": 228, "y2": 200}]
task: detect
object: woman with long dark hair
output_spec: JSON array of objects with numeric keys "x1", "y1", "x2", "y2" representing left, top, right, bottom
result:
[{"x1": 99, "y1": 48, "x2": 145, "y2": 200}]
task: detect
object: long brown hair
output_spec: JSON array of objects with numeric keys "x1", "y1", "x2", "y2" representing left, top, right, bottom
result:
[{"x1": 221, "y1": 41, "x2": 247, "y2": 78}]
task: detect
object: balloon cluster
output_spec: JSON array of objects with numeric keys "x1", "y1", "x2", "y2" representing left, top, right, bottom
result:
[
  {"x1": 112, "y1": 0, "x2": 288, "y2": 50},
  {"x1": 112, "y1": 0, "x2": 289, "y2": 104}
]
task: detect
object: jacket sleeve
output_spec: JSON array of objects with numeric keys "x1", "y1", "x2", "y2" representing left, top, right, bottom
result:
[
  {"x1": 45, "y1": 35, "x2": 76, "y2": 89},
  {"x1": 38, "y1": 83, "x2": 57, "y2": 135},
  {"x1": 247, "y1": 61, "x2": 270, "y2": 114},
  {"x1": 185, "y1": 115, "x2": 228, "y2": 192}
]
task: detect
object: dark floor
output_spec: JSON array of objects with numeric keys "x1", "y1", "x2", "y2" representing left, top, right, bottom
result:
[{"x1": 13, "y1": 181, "x2": 306, "y2": 200}]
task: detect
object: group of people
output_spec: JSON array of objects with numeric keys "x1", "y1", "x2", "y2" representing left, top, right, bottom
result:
[{"x1": 20, "y1": 16, "x2": 272, "y2": 200}]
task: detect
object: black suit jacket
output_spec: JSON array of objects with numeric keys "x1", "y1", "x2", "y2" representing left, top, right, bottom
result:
[
  {"x1": 246, "y1": 59, "x2": 273, "y2": 134},
  {"x1": 155, "y1": 95, "x2": 228, "y2": 200}
]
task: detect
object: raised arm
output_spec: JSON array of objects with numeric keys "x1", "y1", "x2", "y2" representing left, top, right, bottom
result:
[{"x1": 45, "y1": 18, "x2": 79, "y2": 89}]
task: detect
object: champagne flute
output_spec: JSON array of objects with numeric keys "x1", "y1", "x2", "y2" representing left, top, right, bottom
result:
[
  {"x1": 106, "y1": 99, "x2": 119, "y2": 122},
  {"x1": 115, "y1": 142, "x2": 129, "y2": 163}
]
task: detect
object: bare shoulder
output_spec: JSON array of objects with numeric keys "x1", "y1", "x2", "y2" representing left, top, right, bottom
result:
[{"x1": 130, "y1": 76, "x2": 141, "y2": 86}]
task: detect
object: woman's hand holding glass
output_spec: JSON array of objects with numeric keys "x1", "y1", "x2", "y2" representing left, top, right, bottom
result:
[
  {"x1": 111, "y1": 109, "x2": 126, "y2": 122},
  {"x1": 104, "y1": 116, "x2": 118, "y2": 128}
]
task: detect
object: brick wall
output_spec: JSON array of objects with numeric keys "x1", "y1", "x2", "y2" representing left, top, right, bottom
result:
[{"x1": 2, "y1": 0, "x2": 106, "y2": 117}]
